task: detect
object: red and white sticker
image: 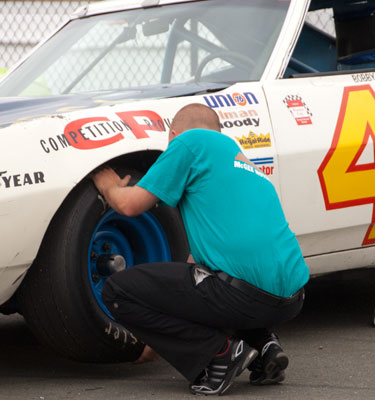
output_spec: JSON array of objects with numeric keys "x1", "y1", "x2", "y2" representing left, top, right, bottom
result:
[
  {"x1": 283, "y1": 95, "x2": 312, "y2": 126},
  {"x1": 40, "y1": 110, "x2": 167, "y2": 153}
]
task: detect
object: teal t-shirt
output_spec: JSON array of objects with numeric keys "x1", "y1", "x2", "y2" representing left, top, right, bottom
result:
[{"x1": 137, "y1": 129, "x2": 309, "y2": 297}]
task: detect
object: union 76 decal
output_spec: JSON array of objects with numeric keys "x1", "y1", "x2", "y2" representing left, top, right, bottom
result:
[{"x1": 318, "y1": 85, "x2": 375, "y2": 245}]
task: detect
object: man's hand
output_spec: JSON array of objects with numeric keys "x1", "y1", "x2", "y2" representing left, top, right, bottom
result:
[
  {"x1": 91, "y1": 166, "x2": 159, "y2": 217},
  {"x1": 133, "y1": 345, "x2": 160, "y2": 364},
  {"x1": 92, "y1": 167, "x2": 130, "y2": 197}
]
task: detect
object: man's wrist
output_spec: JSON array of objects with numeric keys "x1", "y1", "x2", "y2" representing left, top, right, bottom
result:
[{"x1": 102, "y1": 183, "x2": 119, "y2": 207}]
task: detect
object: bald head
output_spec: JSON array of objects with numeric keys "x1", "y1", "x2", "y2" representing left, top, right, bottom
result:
[{"x1": 169, "y1": 103, "x2": 221, "y2": 142}]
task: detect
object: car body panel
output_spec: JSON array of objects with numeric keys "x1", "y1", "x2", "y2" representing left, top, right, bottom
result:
[
  {"x1": 0, "y1": 80, "x2": 277, "y2": 304},
  {"x1": 2, "y1": 0, "x2": 375, "y2": 307},
  {"x1": 264, "y1": 74, "x2": 375, "y2": 257}
]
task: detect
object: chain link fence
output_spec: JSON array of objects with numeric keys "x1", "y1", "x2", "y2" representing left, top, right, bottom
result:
[
  {"x1": 306, "y1": 8, "x2": 335, "y2": 36},
  {"x1": 0, "y1": 1, "x2": 334, "y2": 72},
  {"x1": 0, "y1": 1, "x2": 91, "y2": 69}
]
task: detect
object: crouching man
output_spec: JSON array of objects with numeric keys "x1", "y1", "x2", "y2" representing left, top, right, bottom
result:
[{"x1": 92, "y1": 103, "x2": 309, "y2": 395}]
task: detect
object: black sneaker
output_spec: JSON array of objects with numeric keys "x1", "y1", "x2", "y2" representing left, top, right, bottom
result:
[
  {"x1": 190, "y1": 338, "x2": 258, "y2": 396},
  {"x1": 249, "y1": 338, "x2": 288, "y2": 385}
]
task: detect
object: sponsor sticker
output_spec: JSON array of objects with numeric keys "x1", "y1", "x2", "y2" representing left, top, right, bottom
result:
[
  {"x1": 0, "y1": 170, "x2": 45, "y2": 188},
  {"x1": 204, "y1": 92, "x2": 259, "y2": 108},
  {"x1": 283, "y1": 95, "x2": 312, "y2": 125},
  {"x1": 220, "y1": 118, "x2": 259, "y2": 129},
  {"x1": 218, "y1": 109, "x2": 260, "y2": 129},
  {"x1": 235, "y1": 131, "x2": 271, "y2": 149},
  {"x1": 250, "y1": 157, "x2": 274, "y2": 176},
  {"x1": 40, "y1": 110, "x2": 169, "y2": 153},
  {"x1": 217, "y1": 109, "x2": 258, "y2": 120}
]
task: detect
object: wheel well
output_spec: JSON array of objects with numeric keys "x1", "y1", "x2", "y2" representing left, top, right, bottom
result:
[
  {"x1": 107, "y1": 150, "x2": 162, "y2": 175},
  {"x1": 33, "y1": 150, "x2": 162, "y2": 278},
  {"x1": 4, "y1": 150, "x2": 164, "y2": 314}
]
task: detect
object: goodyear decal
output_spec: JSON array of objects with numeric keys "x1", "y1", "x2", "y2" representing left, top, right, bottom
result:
[{"x1": 0, "y1": 170, "x2": 45, "y2": 188}]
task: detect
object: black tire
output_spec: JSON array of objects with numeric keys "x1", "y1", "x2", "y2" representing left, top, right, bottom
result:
[{"x1": 17, "y1": 169, "x2": 189, "y2": 362}]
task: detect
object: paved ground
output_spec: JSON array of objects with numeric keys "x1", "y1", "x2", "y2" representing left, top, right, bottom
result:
[{"x1": 0, "y1": 268, "x2": 375, "y2": 400}]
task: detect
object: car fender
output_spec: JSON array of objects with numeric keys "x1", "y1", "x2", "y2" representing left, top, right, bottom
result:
[
  {"x1": 0, "y1": 97, "x2": 173, "y2": 303},
  {"x1": 0, "y1": 82, "x2": 277, "y2": 304}
]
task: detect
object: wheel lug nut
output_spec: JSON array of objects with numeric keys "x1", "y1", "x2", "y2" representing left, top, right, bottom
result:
[{"x1": 102, "y1": 243, "x2": 112, "y2": 252}]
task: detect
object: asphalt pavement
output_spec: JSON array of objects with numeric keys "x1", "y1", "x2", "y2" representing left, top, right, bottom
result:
[{"x1": 0, "y1": 268, "x2": 375, "y2": 400}]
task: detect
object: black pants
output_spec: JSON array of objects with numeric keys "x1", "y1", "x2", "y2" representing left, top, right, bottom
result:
[{"x1": 102, "y1": 262, "x2": 304, "y2": 382}]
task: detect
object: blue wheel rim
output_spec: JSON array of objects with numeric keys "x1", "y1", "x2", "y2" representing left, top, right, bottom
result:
[{"x1": 88, "y1": 209, "x2": 171, "y2": 317}]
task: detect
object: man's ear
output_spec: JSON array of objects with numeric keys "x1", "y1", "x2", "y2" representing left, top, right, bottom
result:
[{"x1": 169, "y1": 129, "x2": 178, "y2": 142}]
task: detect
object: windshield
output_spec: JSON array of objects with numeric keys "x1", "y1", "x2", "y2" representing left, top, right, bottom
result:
[{"x1": 0, "y1": 0, "x2": 290, "y2": 97}]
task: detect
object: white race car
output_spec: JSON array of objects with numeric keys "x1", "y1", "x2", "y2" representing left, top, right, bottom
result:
[{"x1": 1, "y1": 0, "x2": 375, "y2": 361}]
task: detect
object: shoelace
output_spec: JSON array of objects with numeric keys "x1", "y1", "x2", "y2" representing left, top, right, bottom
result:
[{"x1": 200, "y1": 368, "x2": 209, "y2": 383}]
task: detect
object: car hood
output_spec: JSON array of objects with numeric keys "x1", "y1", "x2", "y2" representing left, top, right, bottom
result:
[
  {"x1": 0, "y1": 83, "x2": 229, "y2": 129},
  {"x1": 0, "y1": 95, "x2": 102, "y2": 129}
]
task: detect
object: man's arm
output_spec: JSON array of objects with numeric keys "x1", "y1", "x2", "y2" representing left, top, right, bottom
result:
[{"x1": 92, "y1": 167, "x2": 159, "y2": 217}]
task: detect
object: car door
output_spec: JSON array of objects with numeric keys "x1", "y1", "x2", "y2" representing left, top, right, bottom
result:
[
  {"x1": 264, "y1": 75, "x2": 375, "y2": 256},
  {"x1": 263, "y1": 9, "x2": 375, "y2": 262}
]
